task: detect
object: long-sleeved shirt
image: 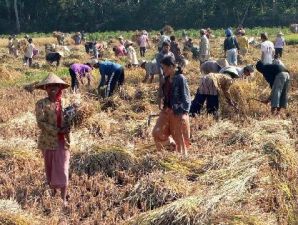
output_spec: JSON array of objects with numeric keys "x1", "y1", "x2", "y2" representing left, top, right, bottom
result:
[
  {"x1": 224, "y1": 36, "x2": 239, "y2": 51},
  {"x1": 70, "y1": 64, "x2": 92, "y2": 78},
  {"x1": 161, "y1": 72, "x2": 191, "y2": 115},
  {"x1": 35, "y1": 98, "x2": 70, "y2": 150},
  {"x1": 274, "y1": 37, "x2": 285, "y2": 49},
  {"x1": 127, "y1": 46, "x2": 138, "y2": 65},
  {"x1": 237, "y1": 36, "x2": 249, "y2": 50},
  {"x1": 98, "y1": 61, "x2": 122, "y2": 87},
  {"x1": 199, "y1": 35, "x2": 210, "y2": 56}
]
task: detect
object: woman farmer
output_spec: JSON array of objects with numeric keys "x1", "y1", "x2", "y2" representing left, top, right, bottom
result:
[
  {"x1": 35, "y1": 73, "x2": 71, "y2": 207},
  {"x1": 152, "y1": 56, "x2": 191, "y2": 157},
  {"x1": 69, "y1": 63, "x2": 93, "y2": 92}
]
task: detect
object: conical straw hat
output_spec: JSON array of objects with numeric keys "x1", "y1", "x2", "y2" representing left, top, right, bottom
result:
[{"x1": 35, "y1": 73, "x2": 69, "y2": 90}]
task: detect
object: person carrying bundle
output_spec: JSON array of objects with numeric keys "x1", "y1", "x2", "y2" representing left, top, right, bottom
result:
[
  {"x1": 152, "y1": 56, "x2": 191, "y2": 157},
  {"x1": 35, "y1": 73, "x2": 72, "y2": 207},
  {"x1": 256, "y1": 60, "x2": 290, "y2": 115}
]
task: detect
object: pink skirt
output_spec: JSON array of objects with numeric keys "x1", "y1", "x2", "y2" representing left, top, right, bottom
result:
[{"x1": 43, "y1": 143, "x2": 70, "y2": 188}]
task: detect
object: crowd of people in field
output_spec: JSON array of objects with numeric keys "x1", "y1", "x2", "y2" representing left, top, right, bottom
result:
[{"x1": 6, "y1": 26, "x2": 291, "y2": 207}]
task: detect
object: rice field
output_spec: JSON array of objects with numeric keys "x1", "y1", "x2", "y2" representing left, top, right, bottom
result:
[{"x1": 0, "y1": 27, "x2": 298, "y2": 225}]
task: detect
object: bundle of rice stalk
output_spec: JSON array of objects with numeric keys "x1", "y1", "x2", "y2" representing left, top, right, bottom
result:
[
  {"x1": 163, "y1": 25, "x2": 174, "y2": 35},
  {"x1": 0, "y1": 112, "x2": 37, "y2": 138},
  {"x1": 124, "y1": 172, "x2": 192, "y2": 211},
  {"x1": 228, "y1": 80, "x2": 260, "y2": 115},
  {"x1": 71, "y1": 145, "x2": 136, "y2": 176},
  {"x1": 84, "y1": 112, "x2": 117, "y2": 137},
  {"x1": 0, "y1": 65, "x2": 21, "y2": 81},
  {"x1": 198, "y1": 120, "x2": 238, "y2": 140},
  {"x1": 23, "y1": 81, "x2": 39, "y2": 93},
  {"x1": 100, "y1": 96, "x2": 122, "y2": 111},
  {"x1": 0, "y1": 199, "x2": 22, "y2": 213},
  {"x1": 73, "y1": 101, "x2": 97, "y2": 128},
  {"x1": 0, "y1": 212, "x2": 36, "y2": 225}
]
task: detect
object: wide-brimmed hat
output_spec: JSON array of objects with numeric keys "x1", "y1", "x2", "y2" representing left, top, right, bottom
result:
[
  {"x1": 35, "y1": 73, "x2": 69, "y2": 90},
  {"x1": 222, "y1": 67, "x2": 239, "y2": 78},
  {"x1": 216, "y1": 59, "x2": 229, "y2": 68},
  {"x1": 126, "y1": 40, "x2": 133, "y2": 46},
  {"x1": 118, "y1": 35, "x2": 124, "y2": 40},
  {"x1": 277, "y1": 31, "x2": 284, "y2": 36},
  {"x1": 200, "y1": 29, "x2": 206, "y2": 35}
]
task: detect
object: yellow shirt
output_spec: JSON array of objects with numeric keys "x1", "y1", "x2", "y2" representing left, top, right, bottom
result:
[{"x1": 237, "y1": 36, "x2": 249, "y2": 50}]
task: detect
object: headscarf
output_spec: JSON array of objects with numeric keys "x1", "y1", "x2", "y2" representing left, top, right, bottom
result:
[{"x1": 225, "y1": 28, "x2": 233, "y2": 37}]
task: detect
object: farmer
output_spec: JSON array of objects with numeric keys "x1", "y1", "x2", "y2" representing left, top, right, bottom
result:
[
  {"x1": 224, "y1": 28, "x2": 239, "y2": 66},
  {"x1": 184, "y1": 38, "x2": 194, "y2": 52},
  {"x1": 152, "y1": 56, "x2": 191, "y2": 156},
  {"x1": 175, "y1": 47, "x2": 188, "y2": 69},
  {"x1": 156, "y1": 41, "x2": 175, "y2": 95},
  {"x1": 260, "y1": 32, "x2": 275, "y2": 65},
  {"x1": 236, "y1": 30, "x2": 249, "y2": 57},
  {"x1": 190, "y1": 67, "x2": 240, "y2": 117},
  {"x1": 170, "y1": 35, "x2": 179, "y2": 60},
  {"x1": 7, "y1": 36, "x2": 13, "y2": 54},
  {"x1": 57, "y1": 33, "x2": 65, "y2": 46},
  {"x1": 158, "y1": 30, "x2": 170, "y2": 51},
  {"x1": 206, "y1": 28, "x2": 213, "y2": 39},
  {"x1": 12, "y1": 35, "x2": 19, "y2": 57},
  {"x1": 35, "y1": 73, "x2": 71, "y2": 207},
  {"x1": 126, "y1": 41, "x2": 139, "y2": 67},
  {"x1": 24, "y1": 38, "x2": 35, "y2": 67},
  {"x1": 199, "y1": 29, "x2": 210, "y2": 64},
  {"x1": 46, "y1": 51, "x2": 64, "y2": 67},
  {"x1": 113, "y1": 42, "x2": 127, "y2": 57},
  {"x1": 74, "y1": 32, "x2": 82, "y2": 45},
  {"x1": 118, "y1": 35, "x2": 126, "y2": 45},
  {"x1": 69, "y1": 62, "x2": 93, "y2": 92},
  {"x1": 200, "y1": 59, "x2": 229, "y2": 75},
  {"x1": 94, "y1": 60, "x2": 125, "y2": 97},
  {"x1": 256, "y1": 61, "x2": 290, "y2": 115},
  {"x1": 274, "y1": 31, "x2": 286, "y2": 58},
  {"x1": 139, "y1": 30, "x2": 150, "y2": 57},
  {"x1": 140, "y1": 60, "x2": 159, "y2": 83}
]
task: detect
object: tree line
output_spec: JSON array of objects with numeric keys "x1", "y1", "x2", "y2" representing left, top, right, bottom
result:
[{"x1": 0, "y1": 0, "x2": 297, "y2": 34}]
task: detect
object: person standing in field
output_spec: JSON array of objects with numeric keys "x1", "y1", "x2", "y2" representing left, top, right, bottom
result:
[
  {"x1": 256, "y1": 60, "x2": 290, "y2": 115},
  {"x1": 260, "y1": 32, "x2": 275, "y2": 65},
  {"x1": 198, "y1": 29, "x2": 210, "y2": 64},
  {"x1": 224, "y1": 28, "x2": 239, "y2": 66},
  {"x1": 274, "y1": 31, "x2": 286, "y2": 58},
  {"x1": 69, "y1": 63, "x2": 93, "y2": 92},
  {"x1": 158, "y1": 30, "x2": 170, "y2": 51},
  {"x1": 236, "y1": 30, "x2": 249, "y2": 57},
  {"x1": 152, "y1": 56, "x2": 191, "y2": 157},
  {"x1": 12, "y1": 35, "x2": 19, "y2": 57},
  {"x1": 24, "y1": 38, "x2": 35, "y2": 67},
  {"x1": 170, "y1": 35, "x2": 179, "y2": 60},
  {"x1": 126, "y1": 41, "x2": 139, "y2": 67},
  {"x1": 7, "y1": 36, "x2": 14, "y2": 55},
  {"x1": 35, "y1": 73, "x2": 71, "y2": 207},
  {"x1": 139, "y1": 30, "x2": 150, "y2": 57}
]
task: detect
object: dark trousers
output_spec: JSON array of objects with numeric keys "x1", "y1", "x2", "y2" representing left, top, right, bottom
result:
[
  {"x1": 69, "y1": 68, "x2": 78, "y2": 91},
  {"x1": 140, "y1": 47, "x2": 146, "y2": 57},
  {"x1": 190, "y1": 93, "x2": 219, "y2": 116},
  {"x1": 24, "y1": 57, "x2": 33, "y2": 67},
  {"x1": 275, "y1": 48, "x2": 283, "y2": 58},
  {"x1": 104, "y1": 67, "x2": 125, "y2": 97}
]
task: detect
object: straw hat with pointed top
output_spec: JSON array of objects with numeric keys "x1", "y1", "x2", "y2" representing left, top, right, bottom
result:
[{"x1": 35, "y1": 73, "x2": 69, "y2": 90}]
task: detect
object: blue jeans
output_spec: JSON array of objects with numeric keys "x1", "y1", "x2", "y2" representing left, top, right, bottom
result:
[
  {"x1": 226, "y1": 48, "x2": 238, "y2": 66},
  {"x1": 271, "y1": 72, "x2": 290, "y2": 108}
]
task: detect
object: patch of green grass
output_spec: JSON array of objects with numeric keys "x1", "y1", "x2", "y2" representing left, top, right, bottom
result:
[{"x1": 285, "y1": 34, "x2": 298, "y2": 45}]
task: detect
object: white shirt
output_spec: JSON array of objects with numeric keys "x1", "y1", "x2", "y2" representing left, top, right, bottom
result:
[
  {"x1": 25, "y1": 43, "x2": 35, "y2": 58},
  {"x1": 127, "y1": 46, "x2": 138, "y2": 65},
  {"x1": 261, "y1": 40, "x2": 274, "y2": 65}
]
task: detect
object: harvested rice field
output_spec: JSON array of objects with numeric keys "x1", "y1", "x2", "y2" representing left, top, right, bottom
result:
[{"x1": 0, "y1": 29, "x2": 298, "y2": 225}]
